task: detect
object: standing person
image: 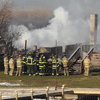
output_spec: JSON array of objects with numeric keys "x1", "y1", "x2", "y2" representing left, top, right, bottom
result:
[
  {"x1": 47, "y1": 56, "x2": 52, "y2": 75},
  {"x1": 83, "y1": 55, "x2": 91, "y2": 76},
  {"x1": 33, "y1": 57, "x2": 37, "y2": 76},
  {"x1": 22, "y1": 55, "x2": 27, "y2": 74},
  {"x1": 4, "y1": 54, "x2": 9, "y2": 75},
  {"x1": 58, "y1": 57, "x2": 62, "y2": 72},
  {"x1": 36, "y1": 56, "x2": 39, "y2": 75},
  {"x1": 26, "y1": 53, "x2": 34, "y2": 76},
  {"x1": 62, "y1": 55, "x2": 69, "y2": 76},
  {"x1": 9, "y1": 56, "x2": 15, "y2": 76},
  {"x1": 39, "y1": 55, "x2": 46, "y2": 76},
  {"x1": 33, "y1": 56, "x2": 39, "y2": 76},
  {"x1": 43, "y1": 56, "x2": 47, "y2": 75},
  {"x1": 52, "y1": 56, "x2": 59, "y2": 76},
  {"x1": 16, "y1": 55, "x2": 22, "y2": 76}
]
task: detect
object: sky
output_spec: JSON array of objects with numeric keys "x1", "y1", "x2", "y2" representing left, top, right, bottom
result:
[
  {"x1": 0, "y1": 0, "x2": 100, "y2": 17},
  {"x1": 11, "y1": 0, "x2": 100, "y2": 14},
  {"x1": 1, "y1": 0, "x2": 100, "y2": 19},
  {"x1": 11, "y1": 0, "x2": 70, "y2": 10},
  {"x1": 0, "y1": 0, "x2": 100, "y2": 13},
  {"x1": 1, "y1": 0, "x2": 100, "y2": 48}
]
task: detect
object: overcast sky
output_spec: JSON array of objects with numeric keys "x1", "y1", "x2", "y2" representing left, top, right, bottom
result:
[
  {"x1": 3, "y1": 0, "x2": 100, "y2": 19},
  {"x1": 1, "y1": 0, "x2": 100, "y2": 21},
  {"x1": 0, "y1": 0, "x2": 100, "y2": 13},
  {"x1": 12, "y1": 0, "x2": 70, "y2": 10},
  {"x1": 1, "y1": 0, "x2": 100, "y2": 47}
]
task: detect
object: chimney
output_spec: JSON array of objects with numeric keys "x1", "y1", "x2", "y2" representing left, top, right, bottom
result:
[
  {"x1": 33, "y1": 45, "x2": 37, "y2": 51},
  {"x1": 62, "y1": 45, "x2": 66, "y2": 53},
  {"x1": 90, "y1": 14, "x2": 98, "y2": 45},
  {"x1": 25, "y1": 40, "x2": 27, "y2": 55}
]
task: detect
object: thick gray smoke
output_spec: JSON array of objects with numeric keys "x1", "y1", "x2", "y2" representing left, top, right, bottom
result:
[{"x1": 9, "y1": 6, "x2": 91, "y2": 49}]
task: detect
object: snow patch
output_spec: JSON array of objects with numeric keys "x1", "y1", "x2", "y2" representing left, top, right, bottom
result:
[{"x1": 0, "y1": 82, "x2": 22, "y2": 86}]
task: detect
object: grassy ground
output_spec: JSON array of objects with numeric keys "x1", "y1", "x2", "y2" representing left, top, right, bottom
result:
[{"x1": 0, "y1": 71, "x2": 100, "y2": 88}]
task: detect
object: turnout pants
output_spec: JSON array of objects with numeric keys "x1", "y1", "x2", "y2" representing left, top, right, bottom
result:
[
  {"x1": 52, "y1": 67, "x2": 59, "y2": 75},
  {"x1": 22, "y1": 63, "x2": 27, "y2": 73},
  {"x1": 27, "y1": 65, "x2": 33, "y2": 75},
  {"x1": 33, "y1": 65, "x2": 37, "y2": 75},
  {"x1": 4, "y1": 66, "x2": 8, "y2": 75},
  {"x1": 35, "y1": 65, "x2": 39, "y2": 75},
  {"x1": 48, "y1": 66, "x2": 52, "y2": 75},
  {"x1": 16, "y1": 67, "x2": 22, "y2": 76},
  {"x1": 9, "y1": 68, "x2": 14, "y2": 76},
  {"x1": 84, "y1": 67, "x2": 90, "y2": 76},
  {"x1": 64, "y1": 67, "x2": 69, "y2": 76},
  {"x1": 39, "y1": 67, "x2": 45, "y2": 76}
]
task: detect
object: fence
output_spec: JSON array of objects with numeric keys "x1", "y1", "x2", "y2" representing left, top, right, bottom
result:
[{"x1": 0, "y1": 85, "x2": 66, "y2": 100}]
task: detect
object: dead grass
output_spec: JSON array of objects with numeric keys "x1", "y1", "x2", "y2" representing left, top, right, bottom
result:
[{"x1": 0, "y1": 71, "x2": 100, "y2": 88}]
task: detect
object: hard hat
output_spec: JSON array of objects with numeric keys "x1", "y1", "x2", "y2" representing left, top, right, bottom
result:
[
  {"x1": 5, "y1": 54, "x2": 7, "y2": 57},
  {"x1": 63, "y1": 54, "x2": 66, "y2": 56},
  {"x1": 11, "y1": 56, "x2": 13, "y2": 58},
  {"x1": 19, "y1": 55, "x2": 22, "y2": 57},
  {"x1": 52, "y1": 56, "x2": 55, "y2": 59}
]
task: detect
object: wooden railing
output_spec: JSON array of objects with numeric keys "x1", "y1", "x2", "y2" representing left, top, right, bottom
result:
[{"x1": 0, "y1": 85, "x2": 66, "y2": 100}]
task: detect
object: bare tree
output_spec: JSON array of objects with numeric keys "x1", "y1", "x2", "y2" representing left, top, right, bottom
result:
[
  {"x1": 0, "y1": 1, "x2": 13, "y2": 38},
  {"x1": 4, "y1": 25, "x2": 21, "y2": 55},
  {"x1": 0, "y1": 1, "x2": 20, "y2": 55}
]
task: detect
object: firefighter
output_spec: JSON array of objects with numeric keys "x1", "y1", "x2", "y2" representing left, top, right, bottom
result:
[
  {"x1": 35, "y1": 56, "x2": 39, "y2": 75},
  {"x1": 83, "y1": 55, "x2": 91, "y2": 76},
  {"x1": 62, "y1": 55, "x2": 69, "y2": 76},
  {"x1": 52, "y1": 56, "x2": 59, "y2": 76},
  {"x1": 26, "y1": 53, "x2": 34, "y2": 76},
  {"x1": 9, "y1": 56, "x2": 15, "y2": 76},
  {"x1": 33, "y1": 57, "x2": 37, "y2": 76},
  {"x1": 58, "y1": 57, "x2": 62, "y2": 72},
  {"x1": 22, "y1": 55, "x2": 27, "y2": 74},
  {"x1": 16, "y1": 55, "x2": 22, "y2": 76},
  {"x1": 39, "y1": 55, "x2": 46, "y2": 76},
  {"x1": 4, "y1": 54, "x2": 9, "y2": 75},
  {"x1": 33, "y1": 56, "x2": 39, "y2": 76},
  {"x1": 47, "y1": 56, "x2": 52, "y2": 75},
  {"x1": 43, "y1": 56, "x2": 47, "y2": 75}
]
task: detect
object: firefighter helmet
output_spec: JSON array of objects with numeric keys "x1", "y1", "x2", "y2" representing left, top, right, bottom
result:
[
  {"x1": 19, "y1": 55, "x2": 22, "y2": 57},
  {"x1": 5, "y1": 54, "x2": 7, "y2": 57}
]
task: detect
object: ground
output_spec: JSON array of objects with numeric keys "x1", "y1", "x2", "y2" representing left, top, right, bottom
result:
[{"x1": 0, "y1": 71, "x2": 100, "y2": 88}]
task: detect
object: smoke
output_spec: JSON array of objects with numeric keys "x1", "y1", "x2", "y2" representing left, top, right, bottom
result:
[{"x1": 9, "y1": 6, "x2": 90, "y2": 49}]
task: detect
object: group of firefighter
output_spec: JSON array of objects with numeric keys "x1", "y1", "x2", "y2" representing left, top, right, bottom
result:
[{"x1": 4, "y1": 53, "x2": 91, "y2": 76}]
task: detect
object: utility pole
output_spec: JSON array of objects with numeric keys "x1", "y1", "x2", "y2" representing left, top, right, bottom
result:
[
  {"x1": 11, "y1": 41, "x2": 13, "y2": 55},
  {"x1": 25, "y1": 40, "x2": 27, "y2": 55},
  {"x1": 55, "y1": 40, "x2": 57, "y2": 90}
]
